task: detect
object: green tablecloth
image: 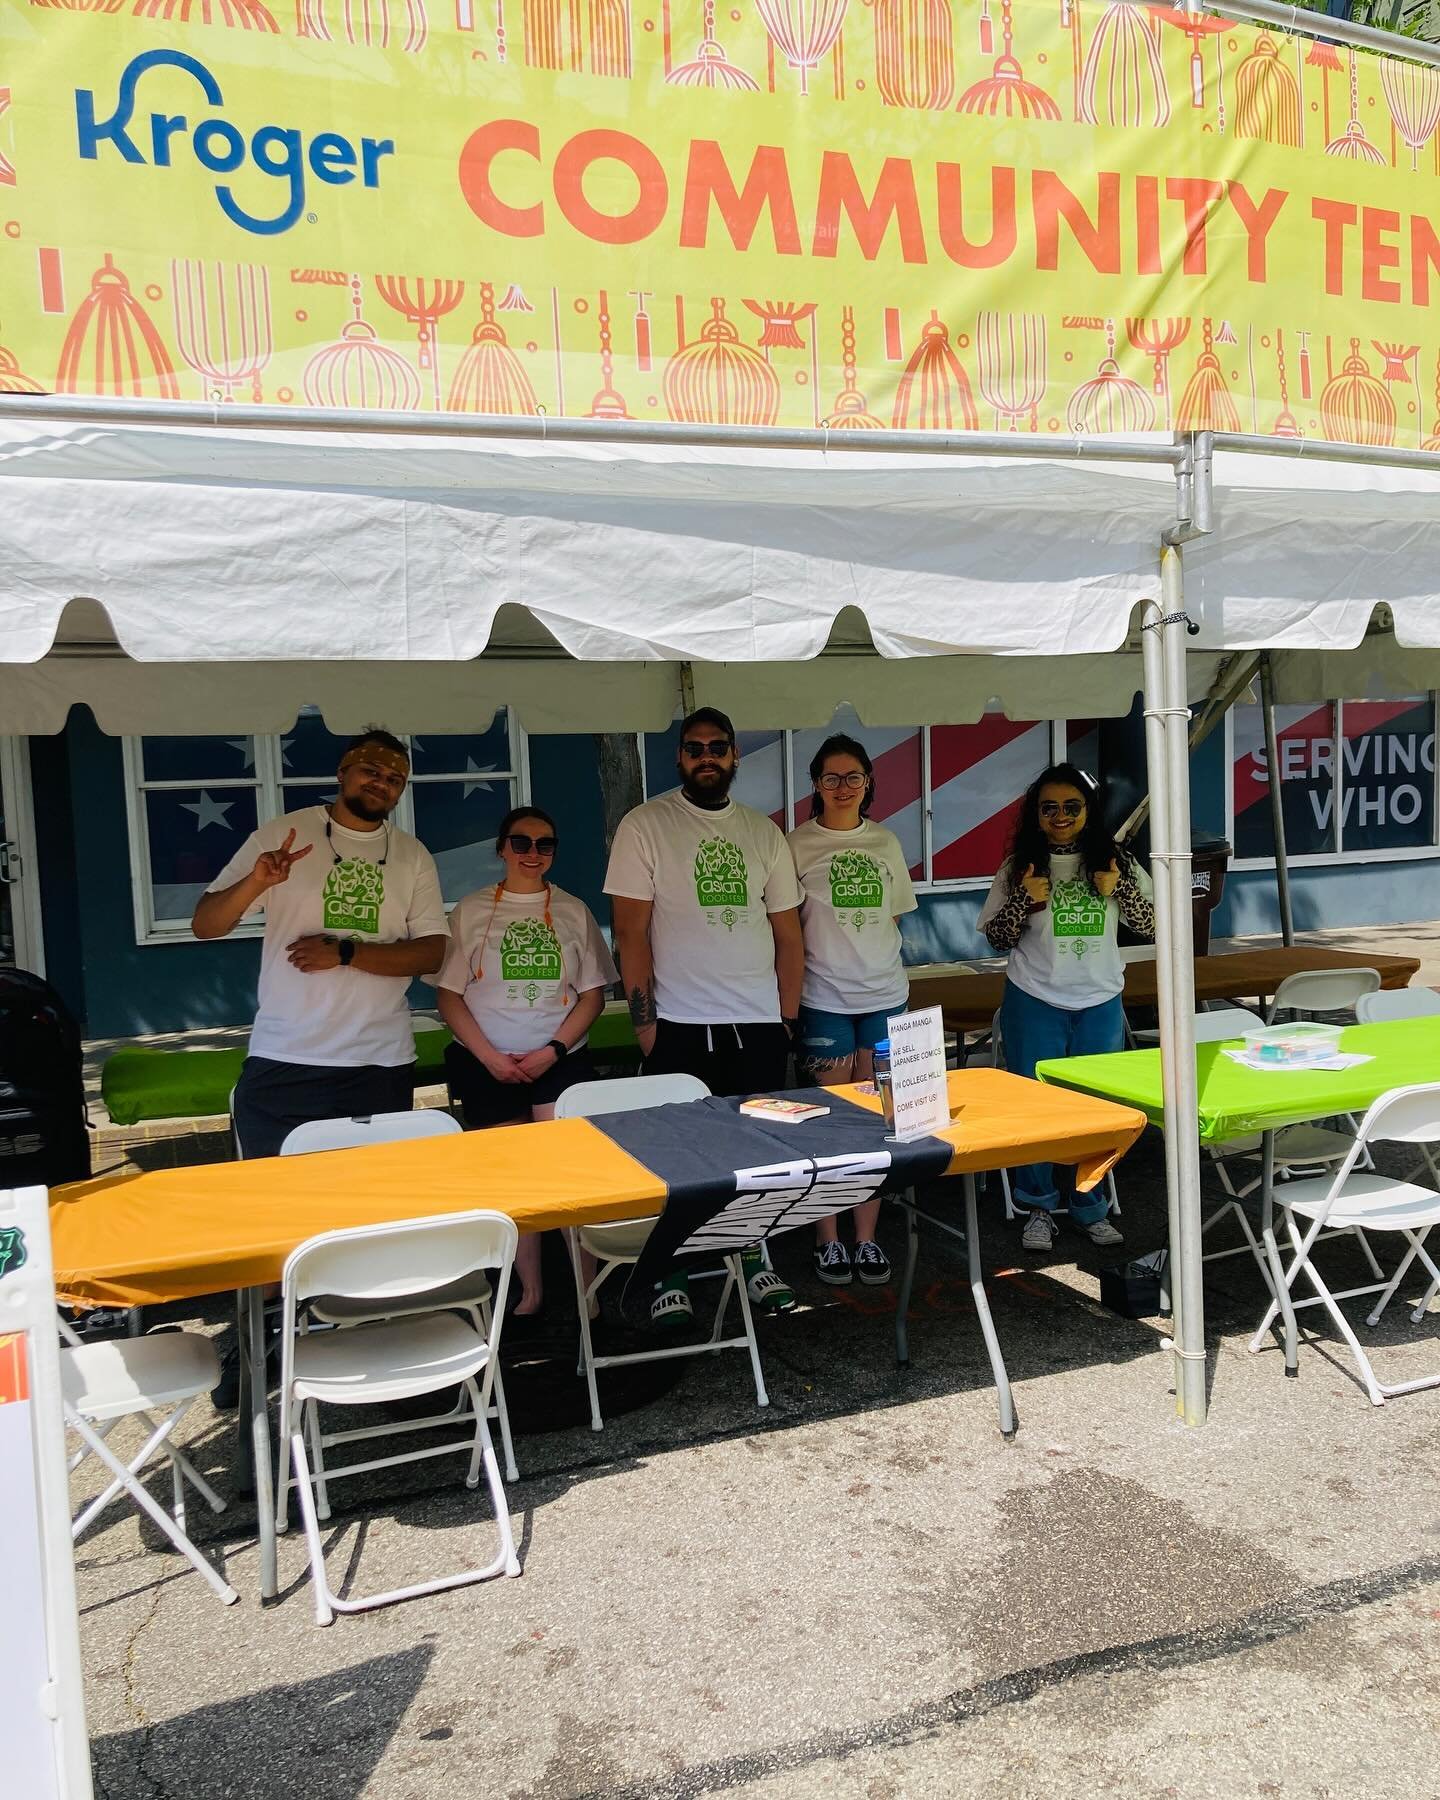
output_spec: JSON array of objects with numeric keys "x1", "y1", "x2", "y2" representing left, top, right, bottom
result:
[{"x1": 1036, "y1": 1017, "x2": 1440, "y2": 1143}]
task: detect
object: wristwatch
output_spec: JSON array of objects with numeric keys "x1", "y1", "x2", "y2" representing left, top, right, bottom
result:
[
  {"x1": 545, "y1": 1038, "x2": 568, "y2": 1059},
  {"x1": 337, "y1": 939, "x2": 356, "y2": 967}
]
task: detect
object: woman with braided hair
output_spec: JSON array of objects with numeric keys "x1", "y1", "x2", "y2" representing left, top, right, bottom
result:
[{"x1": 977, "y1": 763, "x2": 1155, "y2": 1254}]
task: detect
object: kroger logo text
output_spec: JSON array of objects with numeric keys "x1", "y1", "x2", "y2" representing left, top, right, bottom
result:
[{"x1": 75, "y1": 49, "x2": 393, "y2": 236}]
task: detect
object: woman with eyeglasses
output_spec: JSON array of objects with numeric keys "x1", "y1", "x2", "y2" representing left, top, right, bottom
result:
[
  {"x1": 435, "y1": 805, "x2": 618, "y2": 1315},
  {"x1": 787, "y1": 733, "x2": 918, "y2": 1287},
  {"x1": 977, "y1": 763, "x2": 1154, "y2": 1254}
]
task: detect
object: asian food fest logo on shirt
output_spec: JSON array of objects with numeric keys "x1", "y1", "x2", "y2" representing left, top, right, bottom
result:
[
  {"x1": 695, "y1": 839, "x2": 748, "y2": 932},
  {"x1": 500, "y1": 917, "x2": 563, "y2": 1005},
  {"x1": 829, "y1": 851, "x2": 883, "y2": 931},
  {"x1": 1051, "y1": 877, "x2": 1106, "y2": 958},
  {"x1": 323, "y1": 859, "x2": 384, "y2": 936}
]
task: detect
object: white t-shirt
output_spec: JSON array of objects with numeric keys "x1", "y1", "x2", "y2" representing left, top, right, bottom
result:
[
  {"x1": 209, "y1": 805, "x2": 449, "y2": 1068},
  {"x1": 977, "y1": 850, "x2": 1153, "y2": 1012},
  {"x1": 604, "y1": 789, "x2": 802, "y2": 1025},
  {"x1": 787, "y1": 817, "x2": 917, "y2": 1014},
  {"x1": 433, "y1": 883, "x2": 618, "y2": 1055}
]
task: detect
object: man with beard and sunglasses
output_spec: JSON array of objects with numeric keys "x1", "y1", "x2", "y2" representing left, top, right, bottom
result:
[
  {"x1": 605, "y1": 708, "x2": 804, "y2": 1324},
  {"x1": 193, "y1": 726, "x2": 449, "y2": 1161}
]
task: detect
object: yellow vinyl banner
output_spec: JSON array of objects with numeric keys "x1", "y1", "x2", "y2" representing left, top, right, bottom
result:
[{"x1": 2, "y1": 1, "x2": 1438, "y2": 447}]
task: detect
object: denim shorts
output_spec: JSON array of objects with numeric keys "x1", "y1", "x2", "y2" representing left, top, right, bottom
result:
[{"x1": 795, "y1": 1004, "x2": 894, "y2": 1063}]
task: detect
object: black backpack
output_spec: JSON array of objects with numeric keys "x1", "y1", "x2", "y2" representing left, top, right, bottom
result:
[{"x1": 0, "y1": 968, "x2": 91, "y2": 1189}]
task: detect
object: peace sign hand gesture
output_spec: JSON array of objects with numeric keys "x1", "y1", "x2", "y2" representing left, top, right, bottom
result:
[{"x1": 254, "y1": 828, "x2": 313, "y2": 891}]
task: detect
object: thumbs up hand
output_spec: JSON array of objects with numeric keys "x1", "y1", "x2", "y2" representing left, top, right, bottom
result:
[
  {"x1": 1021, "y1": 863, "x2": 1051, "y2": 905},
  {"x1": 1094, "y1": 858, "x2": 1121, "y2": 899}
]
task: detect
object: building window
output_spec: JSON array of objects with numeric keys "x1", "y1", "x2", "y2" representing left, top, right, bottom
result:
[
  {"x1": 1230, "y1": 694, "x2": 1437, "y2": 863},
  {"x1": 124, "y1": 712, "x2": 526, "y2": 943}
]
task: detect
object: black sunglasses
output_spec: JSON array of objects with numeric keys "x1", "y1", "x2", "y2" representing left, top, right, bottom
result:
[
  {"x1": 505, "y1": 833, "x2": 557, "y2": 855},
  {"x1": 1039, "y1": 799, "x2": 1085, "y2": 819},
  {"x1": 680, "y1": 738, "x2": 733, "y2": 759}
]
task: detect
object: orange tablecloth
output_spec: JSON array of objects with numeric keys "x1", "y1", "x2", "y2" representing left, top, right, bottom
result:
[
  {"x1": 910, "y1": 945, "x2": 1421, "y2": 1035},
  {"x1": 50, "y1": 1072, "x2": 1144, "y2": 1308}
]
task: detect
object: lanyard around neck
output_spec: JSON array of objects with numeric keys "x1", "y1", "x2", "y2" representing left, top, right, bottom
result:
[
  {"x1": 472, "y1": 882, "x2": 571, "y2": 1004},
  {"x1": 326, "y1": 813, "x2": 389, "y2": 866}
]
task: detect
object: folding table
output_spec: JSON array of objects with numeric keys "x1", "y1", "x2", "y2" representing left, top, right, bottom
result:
[
  {"x1": 1036, "y1": 1017, "x2": 1440, "y2": 1376},
  {"x1": 49, "y1": 1071, "x2": 1144, "y2": 1594}
]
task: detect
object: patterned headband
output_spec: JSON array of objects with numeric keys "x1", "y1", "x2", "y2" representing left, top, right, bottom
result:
[{"x1": 339, "y1": 744, "x2": 410, "y2": 779}]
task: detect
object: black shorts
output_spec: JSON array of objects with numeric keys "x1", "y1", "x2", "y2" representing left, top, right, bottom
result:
[
  {"x1": 643, "y1": 1019, "x2": 791, "y2": 1099},
  {"x1": 444, "y1": 1041, "x2": 598, "y2": 1128},
  {"x1": 232, "y1": 1056, "x2": 415, "y2": 1161}
]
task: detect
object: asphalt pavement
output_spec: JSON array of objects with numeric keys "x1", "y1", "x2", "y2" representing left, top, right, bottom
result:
[{"x1": 72, "y1": 1127, "x2": 1440, "y2": 1800}]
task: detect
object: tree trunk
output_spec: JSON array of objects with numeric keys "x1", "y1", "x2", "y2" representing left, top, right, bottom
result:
[{"x1": 592, "y1": 733, "x2": 643, "y2": 852}]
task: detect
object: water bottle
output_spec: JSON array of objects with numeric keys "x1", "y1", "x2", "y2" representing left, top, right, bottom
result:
[{"x1": 873, "y1": 1038, "x2": 895, "y2": 1131}]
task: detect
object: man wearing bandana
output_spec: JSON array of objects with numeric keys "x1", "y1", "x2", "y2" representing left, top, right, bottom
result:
[{"x1": 194, "y1": 727, "x2": 449, "y2": 1160}]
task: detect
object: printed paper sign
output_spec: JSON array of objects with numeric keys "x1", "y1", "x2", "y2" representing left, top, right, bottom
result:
[{"x1": 885, "y1": 1007, "x2": 951, "y2": 1142}]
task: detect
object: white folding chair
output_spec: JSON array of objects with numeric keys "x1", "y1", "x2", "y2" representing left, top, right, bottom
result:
[
  {"x1": 1266, "y1": 967, "x2": 1381, "y2": 1024},
  {"x1": 1356, "y1": 986, "x2": 1440, "y2": 1025},
  {"x1": 987, "y1": 1009, "x2": 1120, "y2": 1224},
  {"x1": 1192, "y1": 1008, "x2": 1360, "y2": 1273},
  {"x1": 274, "y1": 1211, "x2": 520, "y2": 1626},
  {"x1": 61, "y1": 1321, "x2": 239, "y2": 1606},
  {"x1": 281, "y1": 1111, "x2": 519, "y2": 1482},
  {"x1": 1254, "y1": 1083, "x2": 1440, "y2": 1405},
  {"x1": 555, "y1": 1074, "x2": 770, "y2": 1432}
]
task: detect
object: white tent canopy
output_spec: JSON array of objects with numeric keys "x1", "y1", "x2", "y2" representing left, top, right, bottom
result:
[{"x1": 3, "y1": 416, "x2": 1439, "y2": 735}]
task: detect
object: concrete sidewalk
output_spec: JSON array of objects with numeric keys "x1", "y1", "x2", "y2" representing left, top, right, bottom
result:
[{"x1": 71, "y1": 1127, "x2": 1440, "y2": 1800}]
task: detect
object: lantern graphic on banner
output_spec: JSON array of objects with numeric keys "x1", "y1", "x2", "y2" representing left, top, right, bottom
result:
[
  {"x1": 170, "y1": 260, "x2": 273, "y2": 403},
  {"x1": 1271, "y1": 329, "x2": 1301, "y2": 439},
  {"x1": 976, "y1": 310, "x2": 1046, "y2": 431},
  {"x1": 664, "y1": 297, "x2": 781, "y2": 425},
  {"x1": 1326, "y1": 50, "x2": 1385, "y2": 162},
  {"x1": 374, "y1": 276, "x2": 465, "y2": 410},
  {"x1": 667, "y1": 0, "x2": 759, "y2": 87},
  {"x1": 957, "y1": 0, "x2": 1059, "y2": 119},
  {"x1": 1423, "y1": 353, "x2": 1440, "y2": 454},
  {"x1": 742, "y1": 300, "x2": 817, "y2": 351},
  {"x1": 892, "y1": 311, "x2": 977, "y2": 431},
  {"x1": 1379, "y1": 56, "x2": 1440, "y2": 171},
  {"x1": 522, "y1": 0, "x2": 632, "y2": 74},
  {"x1": 1147, "y1": 3, "x2": 1225, "y2": 110},
  {"x1": 57, "y1": 256, "x2": 179, "y2": 398},
  {"x1": 585, "y1": 291, "x2": 632, "y2": 421},
  {"x1": 1175, "y1": 318, "x2": 1240, "y2": 433},
  {"x1": 296, "y1": 0, "x2": 428, "y2": 50},
  {"x1": 446, "y1": 281, "x2": 539, "y2": 414},
  {"x1": 1078, "y1": 2, "x2": 1169, "y2": 129},
  {"x1": 1319, "y1": 338, "x2": 1394, "y2": 447},
  {"x1": 0, "y1": 89, "x2": 12, "y2": 188},
  {"x1": 821, "y1": 307, "x2": 885, "y2": 429},
  {"x1": 303, "y1": 276, "x2": 422, "y2": 411},
  {"x1": 0, "y1": 341, "x2": 42, "y2": 394},
  {"x1": 131, "y1": 0, "x2": 279, "y2": 28},
  {"x1": 1233, "y1": 34, "x2": 1300, "y2": 145},
  {"x1": 1372, "y1": 341, "x2": 1418, "y2": 385},
  {"x1": 28, "y1": 0, "x2": 123, "y2": 10},
  {"x1": 754, "y1": 0, "x2": 848, "y2": 96},
  {"x1": 1125, "y1": 316, "x2": 1189, "y2": 425},
  {"x1": 871, "y1": 0, "x2": 955, "y2": 111},
  {"x1": 1305, "y1": 36, "x2": 1342, "y2": 143},
  {"x1": 1066, "y1": 319, "x2": 1153, "y2": 434}
]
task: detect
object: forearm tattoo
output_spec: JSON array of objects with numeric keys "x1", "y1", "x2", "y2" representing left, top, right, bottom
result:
[
  {"x1": 984, "y1": 886, "x2": 1031, "y2": 954},
  {"x1": 627, "y1": 983, "x2": 657, "y2": 1030}
]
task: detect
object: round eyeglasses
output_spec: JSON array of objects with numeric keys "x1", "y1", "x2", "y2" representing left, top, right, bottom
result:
[{"x1": 817, "y1": 771, "x2": 868, "y2": 791}]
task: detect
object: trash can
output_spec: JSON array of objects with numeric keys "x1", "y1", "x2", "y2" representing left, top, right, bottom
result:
[{"x1": 1190, "y1": 835, "x2": 1232, "y2": 955}]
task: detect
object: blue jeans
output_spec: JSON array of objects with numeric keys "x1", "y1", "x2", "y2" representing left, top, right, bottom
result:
[{"x1": 999, "y1": 980, "x2": 1125, "y2": 1225}]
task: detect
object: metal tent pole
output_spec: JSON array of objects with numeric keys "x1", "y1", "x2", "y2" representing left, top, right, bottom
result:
[
  {"x1": 1159, "y1": 545, "x2": 1207, "y2": 1425},
  {"x1": 1259, "y1": 653, "x2": 1295, "y2": 948},
  {"x1": 1139, "y1": 592, "x2": 1188, "y2": 1410}
]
